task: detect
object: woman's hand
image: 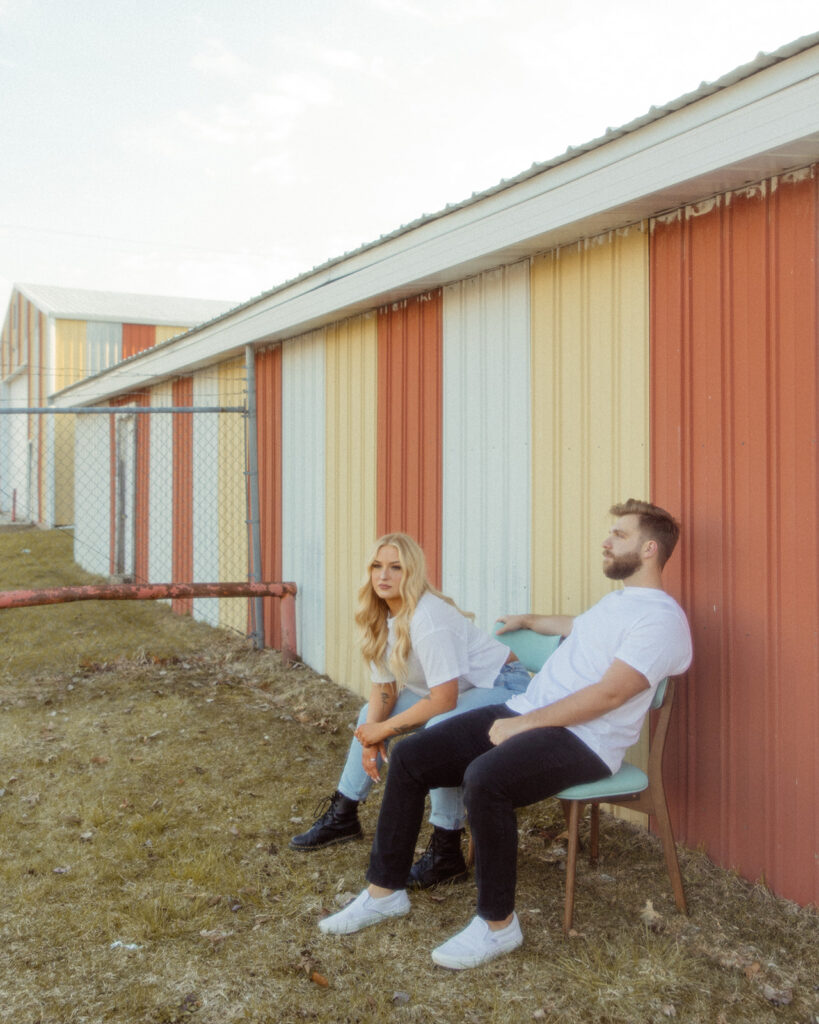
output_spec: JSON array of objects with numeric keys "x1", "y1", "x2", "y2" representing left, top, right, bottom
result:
[
  {"x1": 355, "y1": 721, "x2": 388, "y2": 748},
  {"x1": 360, "y1": 741, "x2": 388, "y2": 782}
]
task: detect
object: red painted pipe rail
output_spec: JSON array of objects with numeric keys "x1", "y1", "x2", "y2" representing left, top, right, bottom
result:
[{"x1": 0, "y1": 582, "x2": 299, "y2": 662}]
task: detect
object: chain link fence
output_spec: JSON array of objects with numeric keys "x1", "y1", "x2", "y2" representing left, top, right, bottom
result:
[{"x1": 0, "y1": 403, "x2": 252, "y2": 637}]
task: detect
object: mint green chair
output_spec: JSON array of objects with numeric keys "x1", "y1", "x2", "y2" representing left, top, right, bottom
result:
[{"x1": 492, "y1": 624, "x2": 687, "y2": 934}]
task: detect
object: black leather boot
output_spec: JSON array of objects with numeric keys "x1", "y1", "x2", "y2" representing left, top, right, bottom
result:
[
  {"x1": 406, "y1": 826, "x2": 468, "y2": 888},
  {"x1": 289, "y1": 790, "x2": 363, "y2": 850}
]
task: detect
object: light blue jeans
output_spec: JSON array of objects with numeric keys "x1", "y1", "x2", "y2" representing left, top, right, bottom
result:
[{"x1": 337, "y1": 660, "x2": 531, "y2": 830}]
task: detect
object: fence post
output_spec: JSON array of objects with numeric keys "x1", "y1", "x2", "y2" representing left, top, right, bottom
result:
[{"x1": 244, "y1": 345, "x2": 265, "y2": 649}]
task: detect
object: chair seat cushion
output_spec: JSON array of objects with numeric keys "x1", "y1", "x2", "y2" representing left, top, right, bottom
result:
[{"x1": 557, "y1": 762, "x2": 648, "y2": 800}]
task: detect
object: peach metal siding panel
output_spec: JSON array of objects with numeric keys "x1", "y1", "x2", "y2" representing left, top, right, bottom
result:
[
  {"x1": 324, "y1": 313, "x2": 378, "y2": 696},
  {"x1": 650, "y1": 171, "x2": 819, "y2": 906},
  {"x1": 376, "y1": 292, "x2": 443, "y2": 586},
  {"x1": 255, "y1": 346, "x2": 283, "y2": 651},
  {"x1": 442, "y1": 264, "x2": 531, "y2": 632}
]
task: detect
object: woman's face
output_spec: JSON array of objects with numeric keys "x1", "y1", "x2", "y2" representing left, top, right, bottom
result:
[{"x1": 371, "y1": 544, "x2": 403, "y2": 612}]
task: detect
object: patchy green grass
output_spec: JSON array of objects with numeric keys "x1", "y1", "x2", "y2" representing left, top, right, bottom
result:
[{"x1": 0, "y1": 528, "x2": 817, "y2": 1023}]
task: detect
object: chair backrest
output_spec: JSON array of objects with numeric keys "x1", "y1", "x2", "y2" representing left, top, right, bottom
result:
[
  {"x1": 491, "y1": 622, "x2": 561, "y2": 673},
  {"x1": 651, "y1": 674, "x2": 670, "y2": 710}
]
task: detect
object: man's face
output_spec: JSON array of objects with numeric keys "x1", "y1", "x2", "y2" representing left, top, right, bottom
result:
[{"x1": 602, "y1": 514, "x2": 646, "y2": 581}]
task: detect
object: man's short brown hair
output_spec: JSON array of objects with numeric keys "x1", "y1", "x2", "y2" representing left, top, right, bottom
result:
[{"x1": 609, "y1": 499, "x2": 681, "y2": 569}]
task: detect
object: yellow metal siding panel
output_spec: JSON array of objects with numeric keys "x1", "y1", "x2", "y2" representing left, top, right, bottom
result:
[
  {"x1": 54, "y1": 319, "x2": 87, "y2": 390},
  {"x1": 324, "y1": 313, "x2": 378, "y2": 697},
  {"x1": 531, "y1": 228, "x2": 650, "y2": 817},
  {"x1": 155, "y1": 324, "x2": 187, "y2": 345},
  {"x1": 218, "y1": 359, "x2": 249, "y2": 634},
  {"x1": 530, "y1": 227, "x2": 649, "y2": 614}
]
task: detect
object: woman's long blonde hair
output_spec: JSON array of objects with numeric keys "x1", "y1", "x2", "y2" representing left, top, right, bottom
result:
[{"x1": 354, "y1": 533, "x2": 471, "y2": 690}]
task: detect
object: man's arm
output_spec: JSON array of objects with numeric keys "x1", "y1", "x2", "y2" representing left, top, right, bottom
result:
[
  {"x1": 488, "y1": 658, "x2": 649, "y2": 746},
  {"x1": 495, "y1": 613, "x2": 575, "y2": 637}
]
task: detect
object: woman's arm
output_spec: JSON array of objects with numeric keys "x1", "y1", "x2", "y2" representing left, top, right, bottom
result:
[{"x1": 355, "y1": 678, "x2": 459, "y2": 748}]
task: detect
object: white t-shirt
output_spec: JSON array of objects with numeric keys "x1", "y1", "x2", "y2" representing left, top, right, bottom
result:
[
  {"x1": 370, "y1": 591, "x2": 509, "y2": 697},
  {"x1": 506, "y1": 588, "x2": 692, "y2": 773}
]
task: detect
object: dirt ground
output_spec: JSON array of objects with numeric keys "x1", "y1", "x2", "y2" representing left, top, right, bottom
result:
[{"x1": 0, "y1": 528, "x2": 817, "y2": 1024}]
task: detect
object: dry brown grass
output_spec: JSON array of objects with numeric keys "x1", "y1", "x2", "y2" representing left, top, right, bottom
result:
[{"x1": 1, "y1": 527, "x2": 817, "y2": 1023}]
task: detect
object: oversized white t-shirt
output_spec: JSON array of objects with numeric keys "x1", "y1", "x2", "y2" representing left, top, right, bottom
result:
[
  {"x1": 506, "y1": 587, "x2": 692, "y2": 773},
  {"x1": 370, "y1": 591, "x2": 509, "y2": 697}
]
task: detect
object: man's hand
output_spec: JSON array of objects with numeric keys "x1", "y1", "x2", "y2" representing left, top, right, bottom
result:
[
  {"x1": 495, "y1": 614, "x2": 527, "y2": 635},
  {"x1": 488, "y1": 715, "x2": 526, "y2": 746},
  {"x1": 496, "y1": 613, "x2": 575, "y2": 637}
]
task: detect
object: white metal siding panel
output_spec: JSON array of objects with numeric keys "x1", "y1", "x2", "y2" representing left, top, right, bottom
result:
[
  {"x1": 442, "y1": 261, "x2": 531, "y2": 631},
  {"x1": 282, "y1": 331, "x2": 327, "y2": 673},
  {"x1": 192, "y1": 373, "x2": 220, "y2": 625},
  {"x1": 114, "y1": 412, "x2": 136, "y2": 578},
  {"x1": 86, "y1": 321, "x2": 123, "y2": 375},
  {"x1": 73, "y1": 413, "x2": 110, "y2": 576},
  {"x1": 148, "y1": 384, "x2": 174, "y2": 587}
]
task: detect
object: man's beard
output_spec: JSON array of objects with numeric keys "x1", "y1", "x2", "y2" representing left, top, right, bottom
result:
[{"x1": 603, "y1": 550, "x2": 642, "y2": 580}]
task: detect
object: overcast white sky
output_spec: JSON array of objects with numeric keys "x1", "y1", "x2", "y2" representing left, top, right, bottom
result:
[{"x1": 1, "y1": 0, "x2": 817, "y2": 316}]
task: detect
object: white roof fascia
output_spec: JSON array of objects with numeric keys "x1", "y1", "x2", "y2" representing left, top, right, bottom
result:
[{"x1": 52, "y1": 42, "x2": 819, "y2": 409}]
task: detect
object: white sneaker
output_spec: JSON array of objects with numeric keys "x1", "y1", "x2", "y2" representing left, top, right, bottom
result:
[
  {"x1": 318, "y1": 888, "x2": 410, "y2": 935},
  {"x1": 431, "y1": 913, "x2": 523, "y2": 969}
]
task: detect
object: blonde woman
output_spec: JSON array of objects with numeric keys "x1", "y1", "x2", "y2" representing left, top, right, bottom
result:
[{"x1": 290, "y1": 533, "x2": 529, "y2": 888}]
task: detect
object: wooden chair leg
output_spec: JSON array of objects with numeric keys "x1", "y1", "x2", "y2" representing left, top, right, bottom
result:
[
  {"x1": 563, "y1": 800, "x2": 583, "y2": 934},
  {"x1": 649, "y1": 782, "x2": 687, "y2": 915}
]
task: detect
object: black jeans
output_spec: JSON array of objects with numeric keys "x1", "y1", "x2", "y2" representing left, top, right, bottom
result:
[{"x1": 365, "y1": 704, "x2": 610, "y2": 921}]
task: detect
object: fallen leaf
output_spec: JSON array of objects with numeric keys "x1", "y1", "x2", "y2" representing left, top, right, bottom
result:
[
  {"x1": 310, "y1": 972, "x2": 329, "y2": 988},
  {"x1": 744, "y1": 961, "x2": 762, "y2": 980}
]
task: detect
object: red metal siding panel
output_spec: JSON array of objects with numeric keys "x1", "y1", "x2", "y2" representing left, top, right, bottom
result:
[
  {"x1": 256, "y1": 347, "x2": 283, "y2": 650},
  {"x1": 172, "y1": 378, "x2": 194, "y2": 615},
  {"x1": 122, "y1": 324, "x2": 156, "y2": 359},
  {"x1": 651, "y1": 174, "x2": 819, "y2": 906},
  {"x1": 376, "y1": 292, "x2": 443, "y2": 586}
]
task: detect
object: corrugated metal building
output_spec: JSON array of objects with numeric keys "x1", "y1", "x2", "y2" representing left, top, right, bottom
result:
[
  {"x1": 49, "y1": 34, "x2": 819, "y2": 906},
  {"x1": 0, "y1": 284, "x2": 234, "y2": 526}
]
